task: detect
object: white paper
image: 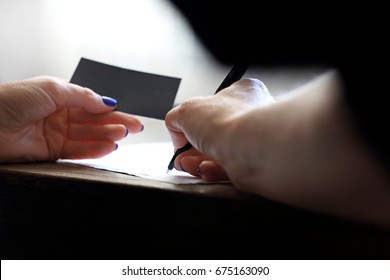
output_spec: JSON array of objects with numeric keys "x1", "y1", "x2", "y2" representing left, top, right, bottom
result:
[{"x1": 60, "y1": 141, "x2": 205, "y2": 184}]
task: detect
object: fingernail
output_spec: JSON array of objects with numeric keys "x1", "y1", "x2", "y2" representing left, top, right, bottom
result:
[
  {"x1": 102, "y1": 96, "x2": 117, "y2": 106},
  {"x1": 115, "y1": 143, "x2": 119, "y2": 150},
  {"x1": 140, "y1": 124, "x2": 144, "y2": 132},
  {"x1": 125, "y1": 128, "x2": 129, "y2": 137}
]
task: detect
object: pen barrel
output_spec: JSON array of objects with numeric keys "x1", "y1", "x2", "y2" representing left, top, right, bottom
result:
[{"x1": 215, "y1": 63, "x2": 250, "y2": 93}]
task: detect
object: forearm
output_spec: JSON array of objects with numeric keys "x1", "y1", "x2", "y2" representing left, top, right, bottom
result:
[{"x1": 219, "y1": 71, "x2": 390, "y2": 227}]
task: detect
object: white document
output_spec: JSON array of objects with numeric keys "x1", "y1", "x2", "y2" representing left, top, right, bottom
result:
[{"x1": 60, "y1": 141, "x2": 204, "y2": 184}]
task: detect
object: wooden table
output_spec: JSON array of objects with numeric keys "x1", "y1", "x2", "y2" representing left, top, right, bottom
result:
[{"x1": 1, "y1": 162, "x2": 389, "y2": 260}]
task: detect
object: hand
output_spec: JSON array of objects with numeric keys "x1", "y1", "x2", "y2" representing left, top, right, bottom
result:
[
  {"x1": 165, "y1": 78, "x2": 274, "y2": 181},
  {"x1": 0, "y1": 76, "x2": 143, "y2": 163},
  {"x1": 165, "y1": 72, "x2": 390, "y2": 228}
]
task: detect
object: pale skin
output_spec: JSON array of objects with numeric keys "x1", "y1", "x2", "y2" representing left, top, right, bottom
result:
[
  {"x1": 165, "y1": 70, "x2": 390, "y2": 228},
  {"x1": 0, "y1": 76, "x2": 143, "y2": 163}
]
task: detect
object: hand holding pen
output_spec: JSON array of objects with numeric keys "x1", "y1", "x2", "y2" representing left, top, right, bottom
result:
[{"x1": 166, "y1": 63, "x2": 249, "y2": 172}]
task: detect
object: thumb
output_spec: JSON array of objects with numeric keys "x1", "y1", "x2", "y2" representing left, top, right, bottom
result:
[{"x1": 34, "y1": 77, "x2": 118, "y2": 114}]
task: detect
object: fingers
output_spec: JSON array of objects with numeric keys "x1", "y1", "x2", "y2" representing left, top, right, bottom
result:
[
  {"x1": 165, "y1": 79, "x2": 274, "y2": 151},
  {"x1": 198, "y1": 160, "x2": 230, "y2": 182},
  {"x1": 174, "y1": 149, "x2": 207, "y2": 172},
  {"x1": 29, "y1": 76, "x2": 118, "y2": 114},
  {"x1": 179, "y1": 155, "x2": 230, "y2": 182},
  {"x1": 14, "y1": 76, "x2": 144, "y2": 131},
  {"x1": 173, "y1": 147, "x2": 230, "y2": 182},
  {"x1": 168, "y1": 130, "x2": 191, "y2": 154},
  {"x1": 67, "y1": 123, "x2": 128, "y2": 142},
  {"x1": 63, "y1": 113, "x2": 141, "y2": 159},
  {"x1": 165, "y1": 96, "x2": 208, "y2": 150},
  {"x1": 60, "y1": 139, "x2": 117, "y2": 160},
  {"x1": 24, "y1": 76, "x2": 128, "y2": 115},
  {"x1": 164, "y1": 78, "x2": 274, "y2": 182},
  {"x1": 49, "y1": 113, "x2": 138, "y2": 160},
  {"x1": 67, "y1": 108, "x2": 143, "y2": 133}
]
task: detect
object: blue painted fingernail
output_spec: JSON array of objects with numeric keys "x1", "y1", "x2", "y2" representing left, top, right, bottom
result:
[
  {"x1": 140, "y1": 124, "x2": 144, "y2": 132},
  {"x1": 102, "y1": 96, "x2": 117, "y2": 106},
  {"x1": 115, "y1": 143, "x2": 119, "y2": 150},
  {"x1": 125, "y1": 128, "x2": 129, "y2": 137}
]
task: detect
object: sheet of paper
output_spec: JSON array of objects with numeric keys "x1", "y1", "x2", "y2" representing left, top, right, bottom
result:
[
  {"x1": 59, "y1": 141, "x2": 207, "y2": 184},
  {"x1": 70, "y1": 57, "x2": 181, "y2": 120}
]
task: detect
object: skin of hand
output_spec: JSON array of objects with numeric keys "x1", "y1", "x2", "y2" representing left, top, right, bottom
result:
[
  {"x1": 165, "y1": 71, "x2": 390, "y2": 228},
  {"x1": 0, "y1": 76, "x2": 143, "y2": 163}
]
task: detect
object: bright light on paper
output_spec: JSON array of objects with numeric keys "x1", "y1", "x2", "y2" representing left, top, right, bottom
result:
[{"x1": 59, "y1": 142, "x2": 205, "y2": 184}]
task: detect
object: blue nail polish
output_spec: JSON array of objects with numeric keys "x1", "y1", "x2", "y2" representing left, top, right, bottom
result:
[
  {"x1": 125, "y1": 128, "x2": 129, "y2": 137},
  {"x1": 115, "y1": 143, "x2": 119, "y2": 150},
  {"x1": 140, "y1": 124, "x2": 144, "y2": 132},
  {"x1": 102, "y1": 96, "x2": 117, "y2": 106}
]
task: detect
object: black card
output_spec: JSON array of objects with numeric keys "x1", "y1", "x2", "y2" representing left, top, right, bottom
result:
[{"x1": 70, "y1": 57, "x2": 181, "y2": 120}]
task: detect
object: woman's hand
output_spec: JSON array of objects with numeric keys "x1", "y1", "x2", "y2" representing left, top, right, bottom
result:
[
  {"x1": 0, "y1": 76, "x2": 143, "y2": 163},
  {"x1": 165, "y1": 73, "x2": 390, "y2": 228},
  {"x1": 165, "y1": 78, "x2": 274, "y2": 181}
]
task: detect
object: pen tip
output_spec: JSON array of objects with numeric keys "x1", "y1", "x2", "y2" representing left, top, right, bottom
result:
[{"x1": 166, "y1": 169, "x2": 170, "y2": 174}]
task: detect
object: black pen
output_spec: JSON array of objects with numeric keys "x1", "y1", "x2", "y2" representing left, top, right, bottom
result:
[{"x1": 166, "y1": 63, "x2": 250, "y2": 173}]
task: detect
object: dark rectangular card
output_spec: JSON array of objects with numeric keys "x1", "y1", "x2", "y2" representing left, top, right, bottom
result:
[{"x1": 70, "y1": 57, "x2": 181, "y2": 120}]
